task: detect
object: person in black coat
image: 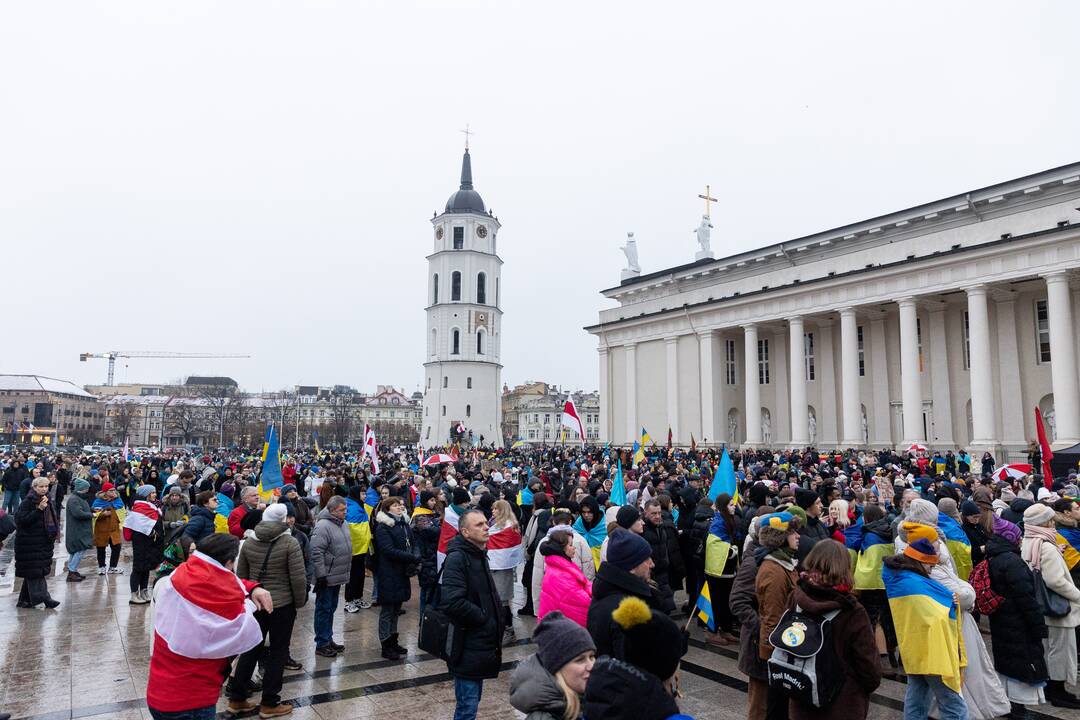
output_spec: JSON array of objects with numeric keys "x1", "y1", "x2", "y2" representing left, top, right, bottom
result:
[
  {"x1": 410, "y1": 490, "x2": 442, "y2": 621},
  {"x1": 587, "y1": 529, "x2": 661, "y2": 657},
  {"x1": 960, "y1": 500, "x2": 989, "y2": 568},
  {"x1": 2, "y1": 457, "x2": 29, "y2": 514},
  {"x1": 985, "y1": 530, "x2": 1048, "y2": 714},
  {"x1": 128, "y1": 485, "x2": 165, "y2": 604},
  {"x1": 658, "y1": 495, "x2": 685, "y2": 595},
  {"x1": 14, "y1": 477, "x2": 60, "y2": 608},
  {"x1": 440, "y1": 510, "x2": 505, "y2": 720},
  {"x1": 373, "y1": 497, "x2": 417, "y2": 660},
  {"x1": 640, "y1": 500, "x2": 675, "y2": 613}
]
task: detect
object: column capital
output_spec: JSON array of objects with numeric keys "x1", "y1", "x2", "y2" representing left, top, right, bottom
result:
[
  {"x1": 624, "y1": 342, "x2": 638, "y2": 351},
  {"x1": 597, "y1": 346, "x2": 610, "y2": 356},
  {"x1": 1043, "y1": 270, "x2": 1072, "y2": 284},
  {"x1": 837, "y1": 306, "x2": 858, "y2": 319},
  {"x1": 664, "y1": 336, "x2": 678, "y2": 345},
  {"x1": 896, "y1": 296, "x2": 920, "y2": 310},
  {"x1": 741, "y1": 322, "x2": 758, "y2": 332},
  {"x1": 963, "y1": 284, "x2": 990, "y2": 297},
  {"x1": 785, "y1": 315, "x2": 804, "y2": 324},
  {"x1": 697, "y1": 329, "x2": 715, "y2": 341}
]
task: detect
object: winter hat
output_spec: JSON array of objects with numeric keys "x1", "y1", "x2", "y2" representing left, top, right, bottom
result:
[
  {"x1": 758, "y1": 512, "x2": 799, "y2": 550},
  {"x1": 607, "y1": 529, "x2": 653, "y2": 572},
  {"x1": 167, "y1": 485, "x2": 183, "y2": 496},
  {"x1": 220, "y1": 482, "x2": 235, "y2": 497},
  {"x1": 419, "y1": 490, "x2": 437, "y2": 506},
  {"x1": 101, "y1": 482, "x2": 115, "y2": 492},
  {"x1": 281, "y1": 484, "x2": 297, "y2": 495},
  {"x1": 1036, "y1": 487, "x2": 1052, "y2": 502},
  {"x1": 937, "y1": 498, "x2": 960, "y2": 521},
  {"x1": 999, "y1": 486, "x2": 1017, "y2": 503},
  {"x1": 960, "y1": 500, "x2": 981, "y2": 518},
  {"x1": 136, "y1": 484, "x2": 155, "y2": 499},
  {"x1": 263, "y1": 503, "x2": 288, "y2": 524},
  {"x1": 794, "y1": 488, "x2": 818, "y2": 510},
  {"x1": 73, "y1": 479, "x2": 90, "y2": 493},
  {"x1": 451, "y1": 488, "x2": 471, "y2": 506},
  {"x1": 992, "y1": 516, "x2": 1022, "y2": 544},
  {"x1": 533, "y1": 611, "x2": 596, "y2": 674},
  {"x1": 1023, "y1": 503, "x2": 1055, "y2": 527},
  {"x1": 615, "y1": 505, "x2": 641, "y2": 529},
  {"x1": 603, "y1": 505, "x2": 621, "y2": 526},
  {"x1": 903, "y1": 537, "x2": 939, "y2": 565},
  {"x1": 905, "y1": 498, "x2": 939, "y2": 527},
  {"x1": 901, "y1": 521, "x2": 938, "y2": 547},
  {"x1": 610, "y1": 596, "x2": 686, "y2": 681}
]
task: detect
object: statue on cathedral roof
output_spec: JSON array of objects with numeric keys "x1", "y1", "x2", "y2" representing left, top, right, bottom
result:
[{"x1": 621, "y1": 232, "x2": 641, "y2": 280}]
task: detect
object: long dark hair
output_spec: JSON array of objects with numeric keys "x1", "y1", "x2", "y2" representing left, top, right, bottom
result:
[{"x1": 714, "y1": 492, "x2": 736, "y2": 539}]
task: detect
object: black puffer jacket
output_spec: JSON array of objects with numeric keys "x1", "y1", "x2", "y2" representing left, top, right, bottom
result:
[
  {"x1": 587, "y1": 560, "x2": 661, "y2": 658},
  {"x1": 131, "y1": 513, "x2": 165, "y2": 573},
  {"x1": 14, "y1": 494, "x2": 54, "y2": 579},
  {"x1": 985, "y1": 533, "x2": 1048, "y2": 683},
  {"x1": 583, "y1": 656, "x2": 682, "y2": 720},
  {"x1": 410, "y1": 509, "x2": 441, "y2": 588},
  {"x1": 2, "y1": 464, "x2": 28, "y2": 492},
  {"x1": 373, "y1": 511, "x2": 417, "y2": 604},
  {"x1": 440, "y1": 534, "x2": 504, "y2": 679},
  {"x1": 640, "y1": 519, "x2": 675, "y2": 613},
  {"x1": 660, "y1": 510, "x2": 685, "y2": 590}
]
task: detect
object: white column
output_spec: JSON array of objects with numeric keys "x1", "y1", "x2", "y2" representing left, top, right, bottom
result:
[
  {"x1": 773, "y1": 330, "x2": 790, "y2": 445},
  {"x1": 926, "y1": 302, "x2": 955, "y2": 447},
  {"x1": 598, "y1": 346, "x2": 610, "y2": 444},
  {"x1": 743, "y1": 324, "x2": 762, "y2": 446},
  {"x1": 699, "y1": 331, "x2": 716, "y2": 444},
  {"x1": 817, "y1": 320, "x2": 838, "y2": 447},
  {"x1": 965, "y1": 286, "x2": 996, "y2": 448},
  {"x1": 869, "y1": 312, "x2": 892, "y2": 446},
  {"x1": 665, "y1": 336, "x2": 679, "y2": 443},
  {"x1": 839, "y1": 308, "x2": 862, "y2": 446},
  {"x1": 994, "y1": 292, "x2": 1025, "y2": 446},
  {"x1": 624, "y1": 343, "x2": 638, "y2": 443},
  {"x1": 898, "y1": 297, "x2": 924, "y2": 446},
  {"x1": 788, "y1": 317, "x2": 808, "y2": 447},
  {"x1": 1045, "y1": 272, "x2": 1080, "y2": 444}
]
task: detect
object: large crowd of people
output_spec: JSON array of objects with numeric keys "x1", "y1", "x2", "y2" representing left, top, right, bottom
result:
[{"x1": 1, "y1": 441, "x2": 1079, "y2": 720}]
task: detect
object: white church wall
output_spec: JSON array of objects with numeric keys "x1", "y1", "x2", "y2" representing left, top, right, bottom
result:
[
  {"x1": 636, "y1": 339, "x2": 666, "y2": 438},
  {"x1": 676, "y1": 334, "x2": 701, "y2": 446}
]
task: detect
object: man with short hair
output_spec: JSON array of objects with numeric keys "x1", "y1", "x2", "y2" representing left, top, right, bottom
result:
[
  {"x1": 441, "y1": 508, "x2": 504, "y2": 720},
  {"x1": 310, "y1": 496, "x2": 352, "y2": 657},
  {"x1": 640, "y1": 499, "x2": 675, "y2": 613},
  {"x1": 229, "y1": 486, "x2": 264, "y2": 538},
  {"x1": 586, "y1": 528, "x2": 658, "y2": 657}
]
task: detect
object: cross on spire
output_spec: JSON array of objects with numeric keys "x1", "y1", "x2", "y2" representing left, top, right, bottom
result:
[
  {"x1": 460, "y1": 124, "x2": 474, "y2": 150},
  {"x1": 698, "y1": 185, "x2": 718, "y2": 219}
]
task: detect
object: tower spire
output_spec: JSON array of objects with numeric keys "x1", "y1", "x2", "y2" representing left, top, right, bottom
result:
[{"x1": 459, "y1": 147, "x2": 474, "y2": 190}]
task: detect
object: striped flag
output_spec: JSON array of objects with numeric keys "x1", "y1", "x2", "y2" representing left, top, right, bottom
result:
[
  {"x1": 122, "y1": 500, "x2": 160, "y2": 541},
  {"x1": 436, "y1": 504, "x2": 462, "y2": 571},
  {"x1": 695, "y1": 579, "x2": 716, "y2": 631},
  {"x1": 486, "y1": 522, "x2": 524, "y2": 570},
  {"x1": 883, "y1": 564, "x2": 965, "y2": 692},
  {"x1": 561, "y1": 399, "x2": 584, "y2": 440}
]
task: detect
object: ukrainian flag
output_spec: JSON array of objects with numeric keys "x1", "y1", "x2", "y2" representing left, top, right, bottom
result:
[
  {"x1": 843, "y1": 521, "x2": 864, "y2": 572},
  {"x1": 346, "y1": 498, "x2": 372, "y2": 555},
  {"x1": 517, "y1": 484, "x2": 534, "y2": 507},
  {"x1": 937, "y1": 514, "x2": 973, "y2": 581},
  {"x1": 704, "y1": 512, "x2": 734, "y2": 577},
  {"x1": 882, "y1": 564, "x2": 966, "y2": 693},
  {"x1": 632, "y1": 427, "x2": 650, "y2": 465},
  {"x1": 214, "y1": 491, "x2": 234, "y2": 534},
  {"x1": 363, "y1": 487, "x2": 381, "y2": 517},
  {"x1": 258, "y1": 425, "x2": 283, "y2": 503},
  {"x1": 261, "y1": 424, "x2": 273, "y2": 462},
  {"x1": 313, "y1": 430, "x2": 321, "y2": 457},
  {"x1": 573, "y1": 516, "x2": 607, "y2": 570},
  {"x1": 695, "y1": 580, "x2": 716, "y2": 631},
  {"x1": 1058, "y1": 527, "x2": 1080, "y2": 570},
  {"x1": 609, "y1": 459, "x2": 627, "y2": 506},
  {"x1": 853, "y1": 529, "x2": 893, "y2": 590},
  {"x1": 708, "y1": 448, "x2": 737, "y2": 504}
]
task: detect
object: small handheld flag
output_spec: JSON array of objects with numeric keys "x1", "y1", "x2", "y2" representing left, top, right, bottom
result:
[{"x1": 695, "y1": 580, "x2": 716, "y2": 631}]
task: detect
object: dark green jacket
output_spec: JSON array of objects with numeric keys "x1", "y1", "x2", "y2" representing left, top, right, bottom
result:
[
  {"x1": 235, "y1": 521, "x2": 308, "y2": 609},
  {"x1": 65, "y1": 493, "x2": 94, "y2": 554}
]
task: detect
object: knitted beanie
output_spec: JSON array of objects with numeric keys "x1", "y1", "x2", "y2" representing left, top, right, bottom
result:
[
  {"x1": 615, "y1": 505, "x2": 641, "y2": 529},
  {"x1": 534, "y1": 611, "x2": 596, "y2": 674},
  {"x1": 607, "y1": 529, "x2": 653, "y2": 572},
  {"x1": 1023, "y1": 503, "x2": 1055, "y2": 527},
  {"x1": 611, "y1": 596, "x2": 685, "y2": 681},
  {"x1": 903, "y1": 537, "x2": 938, "y2": 565},
  {"x1": 263, "y1": 503, "x2": 287, "y2": 523}
]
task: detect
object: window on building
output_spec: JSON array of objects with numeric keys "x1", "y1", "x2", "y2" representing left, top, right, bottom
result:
[
  {"x1": 528, "y1": 430, "x2": 535, "y2": 440},
  {"x1": 451, "y1": 271, "x2": 461, "y2": 301},
  {"x1": 496, "y1": 278, "x2": 499, "y2": 306},
  {"x1": 427, "y1": 377, "x2": 431, "y2": 389},
  {"x1": 453, "y1": 227, "x2": 464, "y2": 249},
  {"x1": 857, "y1": 325, "x2": 865, "y2": 377},
  {"x1": 757, "y1": 339, "x2": 770, "y2": 384},
  {"x1": 804, "y1": 332, "x2": 815, "y2": 381},
  {"x1": 1035, "y1": 299, "x2": 1051, "y2": 363},
  {"x1": 466, "y1": 405, "x2": 471, "y2": 417},
  {"x1": 961, "y1": 311, "x2": 971, "y2": 370},
  {"x1": 452, "y1": 330, "x2": 460, "y2": 355},
  {"x1": 476, "y1": 331, "x2": 484, "y2": 354},
  {"x1": 442, "y1": 406, "x2": 446, "y2": 416},
  {"x1": 476, "y1": 273, "x2": 486, "y2": 304},
  {"x1": 467, "y1": 377, "x2": 472, "y2": 389},
  {"x1": 432, "y1": 274, "x2": 439, "y2": 304},
  {"x1": 724, "y1": 339, "x2": 737, "y2": 385},
  {"x1": 916, "y1": 317, "x2": 924, "y2": 372},
  {"x1": 443, "y1": 376, "x2": 448, "y2": 388}
]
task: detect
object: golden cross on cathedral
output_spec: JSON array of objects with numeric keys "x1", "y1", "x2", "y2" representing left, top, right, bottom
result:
[
  {"x1": 698, "y1": 185, "x2": 718, "y2": 219},
  {"x1": 460, "y1": 124, "x2": 474, "y2": 150}
]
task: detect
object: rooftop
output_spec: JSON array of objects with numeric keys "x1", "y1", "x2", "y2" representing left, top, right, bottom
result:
[{"x1": 0, "y1": 374, "x2": 96, "y2": 399}]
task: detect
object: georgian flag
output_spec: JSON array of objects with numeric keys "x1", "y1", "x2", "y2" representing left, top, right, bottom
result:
[
  {"x1": 561, "y1": 400, "x2": 584, "y2": 440},
  {"x1": 363, "y1": 424, "x2": 380, "y2": 475},
  {"x1": 486, "y1": 522, "x2": 524, "y2": 571},
  {"x1": 122, "y1": 499, "x2": 160, "y2": 541}
]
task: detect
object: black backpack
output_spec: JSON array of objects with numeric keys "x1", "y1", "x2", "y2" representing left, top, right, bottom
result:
[{"x1": 767, "y1": 605, "x2": 843, "y2": 708}]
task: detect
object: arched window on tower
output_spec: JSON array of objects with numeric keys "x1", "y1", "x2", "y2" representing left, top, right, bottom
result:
[
  {"x1": 432, "y1": 274, "x2": 439, "y2": 304},
  {"x1": 430, "y1": 328, "x2": 437, "y2": 358},
  {"x1": 476, "y1": 330, "x2": 484, "y2": 355},
  {"x1": 451, "y1": 271, "x2": 461, "y2": 301},
  {"x1": 466, "y1": 404, "x2": 471, "y2": 418},
  {"x1": 496, "y1": 277, "x2": 499, "y2": 306},
  {"x1": 452, "y1": 329, "x2": 460, "y2": 355},
  {"x1": 476, "y1": 272, "x2": 486, "y2": 304}
]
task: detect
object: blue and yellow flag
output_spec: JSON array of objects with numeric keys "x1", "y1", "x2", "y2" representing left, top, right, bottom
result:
[
  {"x1": 883, "y1": 564, "x2": 966, "y2": 692},
  {"x1": 364, "y1": 487, "x2": 381, "y2": 517},
  {"x1": 708, "y1": 448, "x2": 737, "y2": 504},
  {"x1": 517, "y1": 485, "x2": 534, "y2": 507},
  {"x1": 258, "y1": 425, "x2": 283, "y2": 502},
  {"x1": 609, "y1": 459, "x2": 627, "y2": 506},
  {"x1": 345, "y1": 498, "x2": 372, "y2": 555},
  {"x1": 695, "y1": 579, "x2": 716, "y2": 631},
  {"x1": 1058, "y1": 527, "x2": 1080, "y2": 570},
  {"x1": 214, "y1": 492, "x2": 234, "y2": 534},
  {"x1": 573, "y1": 517, "x2": 607, "y2": 570},
  {"x1": 842, "y1": 521, "x2": 864, "y2": 572},
  {"x1": 937, "y1": 514, "x2": 973, "y2": 581},
  {"x1": 261, "y1": 424, "x2": 273, "y2": 462},
  {"x1": 632, "y1": 427, "x2": 650, "y2": 465},
  {"x1": 704, "y1": 512, "x2": 734, "y2": 577},
  {"x1": 313, "y1": 430, "x2": 321, "y2": 457},
  {"x1": 853, "y1": 528, "x2": 893, "y2": 590}
]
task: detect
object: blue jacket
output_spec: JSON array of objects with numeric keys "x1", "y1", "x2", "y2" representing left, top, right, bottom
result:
[{"x1": 183, "y1": 505, "x2": 216, "y2": 541}]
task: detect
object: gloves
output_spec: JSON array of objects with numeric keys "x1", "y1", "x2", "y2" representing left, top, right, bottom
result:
[{"x1": 315, "y1": 577, "x2": 328, "y2": 591}]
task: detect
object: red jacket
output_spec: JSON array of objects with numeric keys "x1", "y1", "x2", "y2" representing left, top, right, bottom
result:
[{"x1": 228, "y1": 505, "x2": 249, "y2": 538}]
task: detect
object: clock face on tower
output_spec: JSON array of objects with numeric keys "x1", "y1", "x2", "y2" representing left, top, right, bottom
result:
[
  {"x1": 435, "y1": 227, "x2": 444, "y2": 240},
  {"x1": 476, "y1": 225, "x2": 488, "y2": 238}
]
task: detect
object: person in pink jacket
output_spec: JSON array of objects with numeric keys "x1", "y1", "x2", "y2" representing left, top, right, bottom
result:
[{"x1": 538, "y1": 529, "x2": 593, "y2": 627}]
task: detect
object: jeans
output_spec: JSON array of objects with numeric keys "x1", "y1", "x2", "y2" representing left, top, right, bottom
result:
[
  {"x1": 378, "y1": 602, "x2": 401, "y2": 641},
  {"x1": 148, "y1": 706, "x2": 217, "y2": 720},
  {"x1": 453, "y1": 677, "x2": 483, "y2": 720},
  {"x1": 67, "y1": 550, "x2": 85, "y2": 573},
  {"x1": 2, "y1": 489, "x2": 18, "y2": 514},
  {"x1": 97, "y1": 543, "x2": 121, "y2": 568},
  {"x1": 314, "y1": 583, "x2": 341, "y2": 648},
  {"x1": 344, "y1": 554, "x2": 366, "y2": 602},
  {"x1": 904, "y1": 674, "x2": 968, "y2": 720},
  {"x1": 230, "y1": 604, "x2": 297, "y2": 707}
]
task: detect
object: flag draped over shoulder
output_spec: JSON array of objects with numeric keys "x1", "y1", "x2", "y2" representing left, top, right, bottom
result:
[
  {"x1": 92, "y1": 496, "x2": 126, "y2": 530},
  {"x1": 487, "y1": 521, "x2": 524, "y2": 570},
  {"x1": 364, "y1": 487, "x2": 381, "y2": 517},
  {"x1": 853, "y1": 527, "x2": 893, "y2": 590},
  {"x1": 704, "y1": 512, "x2": 733, "y2": 578},
  {"x1": 695, "y1": 579, "x2": 715, "y2": 631},
  {"x1": 572, "y1": 516, "x2": 607, "y2": 570},
  {"x1": 937, "y1": 514, "x2": 973, "y2": 581},
  {"x1": 345, "y1": 498, "x2": 372, "y2": 555},
  {"x1": 609, "y1": 459, "x2": 627, "y2": 506},
  {"x1": 842, "y1": 521, "x2": 864, "y2": 571},
  {"x1": 436, "y1": 504, "x2": 463, "y2": 571},
  {"x1": 1058, "y1": 527, "x2": 1080, "y2": 570},
  {"x1": 708, "y1": 448, "x2": 737, "y2": 503},
  {"x1": 122, "y1": 500, "x2": 160, "y2": 541},
  {"x1": 882, "y1": 564, "x2": 966, "y2": 692}
]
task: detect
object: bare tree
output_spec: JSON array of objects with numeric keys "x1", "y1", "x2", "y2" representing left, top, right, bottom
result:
[
  {"x1": 166, "y1": 400, "x2": 201, "y2": 446},
  {"x1": 110, "y1": 400, "x2": 139, "y2": 445},
  {"x1": 198, "y1": 385, "x2": 236, "y2": 448},
  {"x1": 328, "y1": 389, "x2": 357, "y2": 447},
  {"x1": 225, "y1": 395, "x2": 253, "y2": 447}
]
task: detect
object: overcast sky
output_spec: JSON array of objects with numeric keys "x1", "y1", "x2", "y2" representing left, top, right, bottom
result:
[{"x1": 4, "y1": 1, "x2": 1079, "y2": 396}]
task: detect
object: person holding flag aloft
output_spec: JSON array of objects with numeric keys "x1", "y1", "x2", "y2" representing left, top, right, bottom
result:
[{"x1": 702, "y1": 493, "x2": 741, "y2": 647}]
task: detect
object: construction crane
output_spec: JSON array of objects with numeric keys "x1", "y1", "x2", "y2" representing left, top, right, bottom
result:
[{"x1": 79, "y1": 351, "x2": 252, "y2": 386}]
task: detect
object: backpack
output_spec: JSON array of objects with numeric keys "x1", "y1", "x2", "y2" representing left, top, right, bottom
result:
[
  {"x1": 970, "y1": 559, "x2": 1004, "y2": 615},
  {"x1": 767, "y1": 605, "x2": 843, "y2": 708}
]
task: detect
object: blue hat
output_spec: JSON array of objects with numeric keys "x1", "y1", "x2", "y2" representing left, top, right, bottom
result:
[
  {"x1": 607, "y1": 529, "x2": 653, "y2": 572},
  {"x1": 136, "y1": 484, "x2": 155, "y2": 499}
]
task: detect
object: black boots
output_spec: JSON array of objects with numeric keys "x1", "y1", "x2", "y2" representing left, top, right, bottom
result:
[
  {"x1": 1046, "y1": 680, "x2": 1080, "y2": 709},
  {"x1": 380, "y1": 636, "x2": 405, "y2": 660},
  {"x1": 1008, "y1": 702, "x2": 1030, "y2": 719},
  {"x1": 389, "y1": 633, "x2": 407, "y2": 656}
]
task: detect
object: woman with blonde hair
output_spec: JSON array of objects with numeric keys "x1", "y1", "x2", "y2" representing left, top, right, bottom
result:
[
  {"x1": 490, "y1": 498, "x2": 524, "y2": 643},
  {"x1": 510, "y1": 611, "x2": 596, "y2": 720}
]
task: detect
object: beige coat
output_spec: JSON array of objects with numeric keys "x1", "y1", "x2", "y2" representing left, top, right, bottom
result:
[{"x1": 1022, "y1": 536, "x2": 1080, "y2": 628}]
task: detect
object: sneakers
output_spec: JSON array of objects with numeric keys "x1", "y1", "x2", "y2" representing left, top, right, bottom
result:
[
  {"x1": 358, "y1": 599, "x2": 372, "y2": 609},
  {"x1": 97, "y1": 567, "x2": 107, "y2": 576},
  {"x1": 108, "y1": 567, "x2": 124, "y2": 575},
  {"x1": 315, "y1": 645, "x2": 338, "y2": 658},
  {"x1": 344, "y1": 600, "x2": 360, "y2": 614},
  {"x1": 129, "y1": 589, "x2": 150, "y2": 605},
  {"x1": 259, "y1": 703, "x2": 293, "y2": 718},
  {"x1": 502, "y1": 628, "x2": 516, "y2": 645},
  {"x1": 226, "y1": 699, "x2": 258, "y2": 714},
  {"x1": 284, "y1": 657, "x2": 303, "y2": 671}
]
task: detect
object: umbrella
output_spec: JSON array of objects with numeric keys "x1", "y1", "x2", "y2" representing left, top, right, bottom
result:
[
  {"x1": 422, "y1": 453, "x2": 457, "y2": 466},
  {"x1": 906, "y1": 443, "x2": 928, "y2": 454},
  {"x1": 992, "y1": 463, "x2": 1034, "y2": 483}
]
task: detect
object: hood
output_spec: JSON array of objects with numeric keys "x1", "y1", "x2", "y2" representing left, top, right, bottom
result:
[
  {"x1": 317, "y1": 508, "x2": 343, "y2": 525},
  {"x1": 1056, "y1": 512, "x2": 1077, "y2": 529},
  {"x1": 509, "y1": 655, "x2": 566, "y2": 717},
  {"x1": 1009, "y1": 498, "x2": 1035, "y2": 515},
  {"x1": 792, "y1": 579, "x2": 855, "y2": 615},
  {"x1": 253, "y1": 520, "x2": 289, "y2": 542},
  {"x1": 863, "y1": 517, "x2": 894, "y2": 542},
  {"x1": 593, "y1": 558, "x2": 653, "y2": 600},
  {"x1": 584, "y1": 656, "x2": 681, "y2": 720}
]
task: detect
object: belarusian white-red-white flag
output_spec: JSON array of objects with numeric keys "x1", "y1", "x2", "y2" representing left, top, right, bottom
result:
[
  {"x1": 363, "y1": 424, "x2": 380, "y2": 474},
  {"x1": 487, "y1": 521, "x2": 524, "y2": 570},
  {"x1": 436, "y1": 503, "x2": 461, "y2": 571},
  {"x1": 561, "y1": 399, "x2": 584, "y2": 440},
  {"x1": 123, "y1": 499, "x2": 160, "y2": 541}
]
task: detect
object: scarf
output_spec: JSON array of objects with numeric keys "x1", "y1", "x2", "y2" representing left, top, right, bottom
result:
[
  {"x1": 32, "y1": 492, "x2": 59, "y2": 540},
  {"x1": 1022, "y1": 524, "x2": 1061, "y2": 571}
]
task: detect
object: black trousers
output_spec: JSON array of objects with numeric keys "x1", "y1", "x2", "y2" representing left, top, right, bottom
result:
[
  {"x1": 345, "y1": 554, "x2": 366, "y2": 602},
  {"x1": 130, "y1": 569, "x2": 150, "y2": 592},
  {"x1": 765, "y1": 678, "x2": 790, "y2": 720},
  {"x1": 18, "y1": 577, "x2": 52, "y2": 605},
  {"x1": 705, "y1": 575, "x2": 736, "y2": 633},
  {"x1": 97, "y1": 543, "x2": 121, "y2": 568},
  {"x1": 229, "y1": 604, "x2": 297, "y2": 707}
]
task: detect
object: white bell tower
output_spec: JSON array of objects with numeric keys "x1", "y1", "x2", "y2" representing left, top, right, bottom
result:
[{"x1": 421, "y1": 146, "x2": 503, "y2": 448}]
